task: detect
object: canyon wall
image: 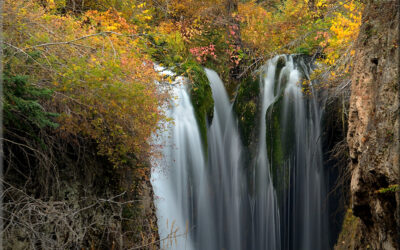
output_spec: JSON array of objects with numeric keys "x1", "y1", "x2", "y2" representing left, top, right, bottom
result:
[{"x1": 337, "y1": 0, "x2": 399, "y2": 249}]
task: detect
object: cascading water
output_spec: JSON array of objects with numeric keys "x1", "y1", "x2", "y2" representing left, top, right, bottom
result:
[
  {"x1": 251, "y1": 56, "x2": 282, "y2": 250},
  {"x1": 200, "y1": 69, "x2": 245, "y2": 250},
  {"x1": 150, "y1": 68, "x2": 202, "y2": 250},
  {"x1": 262, "y1": 55, "x2": 328, "y2": 249},
  {"x1": 151, "y1": 55, "x2": 328, "y2": 250}
]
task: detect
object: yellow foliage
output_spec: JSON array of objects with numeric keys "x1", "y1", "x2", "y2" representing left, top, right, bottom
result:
[
  {"x1": 239, "y1": 0, "x2": 311, "y2": 56},
  {"x1": 324, "y1": 1, "x2": 362, "y2": 66},
  {"x1": 4, "y1": 0, "x2": 167, "y2": 167},
  {"x1": 4, "y1": 0, "x2": 364, "y2": 166}
]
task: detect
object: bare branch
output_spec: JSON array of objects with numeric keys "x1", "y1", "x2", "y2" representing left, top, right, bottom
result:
[{"x1": 26, "y1": 31, "x2": 141, "y2": 49}]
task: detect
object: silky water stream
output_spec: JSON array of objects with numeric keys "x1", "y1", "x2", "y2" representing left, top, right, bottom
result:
[{"x1": 151, "y1": 55, "x2": 328, "y2": 250}]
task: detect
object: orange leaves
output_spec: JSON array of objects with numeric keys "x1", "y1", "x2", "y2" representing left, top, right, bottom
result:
[
  {"x1": 57, "y1": 44, "x2": 164, "y2": 166},
  {"x1": 84, "y1": 10, "x2": 136, "y2": 34},
  {"x1": 5, "y1": 0, "x2": 168, "y2": 168},
  {"x1": 238, "y1": 0, "x2": 308, "y2": 55},
  {"x1": 163, "y1": 0, "x2": 223, "y2": 20},
  {"x1": 158, "y1": 21, "x2": 177, "y2": 34},
  {"x1": 59, "y1": 55, "x2": 163, "y2": 166}
]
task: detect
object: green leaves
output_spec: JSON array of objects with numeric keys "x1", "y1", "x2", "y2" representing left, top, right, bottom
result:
[{"x1": 3, "y1": 72, "x2": 59, "y2": 130}]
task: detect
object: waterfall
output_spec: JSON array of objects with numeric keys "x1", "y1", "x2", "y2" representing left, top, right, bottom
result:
[
  {"x1": 251, "y1": 56, "x2": 282, "y2": 250},
  {"x1": 261, "y1": 55, "x2": 328, "y2": 249},
  {"x1": 201, "y1": 69, "x2": 245, "y2": 250},
  {"x1": 150, "y1": 68, "x2": 202, "y2": 250},
  {"x1": 151, "y1": 55, "x2": 328, "y2": 250}
]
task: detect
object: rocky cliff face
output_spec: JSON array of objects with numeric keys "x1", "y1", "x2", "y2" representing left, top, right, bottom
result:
[
  {"x1": 344, "y1": 0, "x2": 399, "y2": 249},
  {"x1": 3, "y1": 139, "x2": 159, "y2": 249}
]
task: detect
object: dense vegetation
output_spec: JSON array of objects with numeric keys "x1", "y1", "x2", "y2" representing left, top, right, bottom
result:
[
  {"x1": 3, "y1": 0, "x2": 362, "y2": 168},
  {"x1": 2, "y1": 0, "x2": 364, "y2": 248}
]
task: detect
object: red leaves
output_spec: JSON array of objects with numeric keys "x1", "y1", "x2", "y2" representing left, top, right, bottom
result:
[{"x1": 189, "y1": 44, "x2": 217, "y2": 63}]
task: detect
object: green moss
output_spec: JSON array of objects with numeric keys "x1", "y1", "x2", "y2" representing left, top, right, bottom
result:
[
  {"x1": 234, "y1": 75, "x2": 260, "y2": 146},
  {"x1": 266, "y1": 103, "x2": 284, "y2": 170},
  {"x1": 376, "y1": 184, "x2": 399, "y2": 194},
  {"x1": 265, "y1": 94, "x2": 295, "y2": 197},
  {"x1": 148, "y1": 31, "x2": 214, "y2": 151},
  {"x1": 294, "y1": 47, "x2": 312, "y2": 55},
  {"x1": 262, "y1": 56, "x2": 299, "y2": 196},
  {"x1": 266, "y1": 99, "x2": 284, "y2": 193},
  {"x1": 180, "y1": 60, "x2": 214, "y2": 151},
  {"x1": 335, "y1": 209, "x2": 362, "y2": 250}
]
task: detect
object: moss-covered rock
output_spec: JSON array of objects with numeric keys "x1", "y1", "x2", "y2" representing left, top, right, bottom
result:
[
  {"x1": 263, "y1": 56, "x2": 293, "y2": 195},
  {"x1": 234, "y1": 75, "x2": 260, "y2": 146},
  {"x1": 334, "y1": 209, "x2": 364, "y2": 250},
  {"x1": 265, "y1": 93, "x2": 295, "y2": 197},
  {"x1": 181, "y1": 60, "x2": 214, "y2": 150}
]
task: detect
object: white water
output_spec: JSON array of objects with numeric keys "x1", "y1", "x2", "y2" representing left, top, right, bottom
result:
[
  {"x1": 151, "y1": 68, "x2": 201, "y2": 250},
  {"x1": 152, "y1": 55, "x2": 328, "y2": 250},
  {"x1": 251, "y1": 56, "x2": 283, "y2": 250},
  {"x1": 200, "y1": 69, "x2": 245, "y2": 250}
]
